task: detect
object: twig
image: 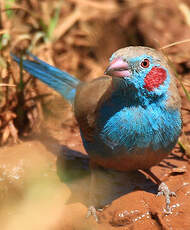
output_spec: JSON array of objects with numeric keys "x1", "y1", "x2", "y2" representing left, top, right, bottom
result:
[
  {"x1": 160, "y1": 39, "x2": 190, "y2": 50},
  {"x1": 54, "y1": 8, "x2": 81, "y2": 41},
  {"x1": 0, "y1": 83, "x2": 15, "y2": 87},
  {"x1": 0, "y1": 29, "x2": 8, "y2": 35},
  {"x1": 69, "y1": 0, "x2": 118, "y2": 11}
]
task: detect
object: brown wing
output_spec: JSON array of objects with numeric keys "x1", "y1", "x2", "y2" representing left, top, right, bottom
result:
[{"x1": 74, "y1": 76, "x2": 113, "y2": 141}]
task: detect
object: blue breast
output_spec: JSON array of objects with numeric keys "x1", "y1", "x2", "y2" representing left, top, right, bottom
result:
[{"x1": 82, "y1": 92, "x2": 182, "y2": 159}]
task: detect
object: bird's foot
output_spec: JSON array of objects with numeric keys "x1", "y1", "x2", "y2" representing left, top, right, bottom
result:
[
  {"x1": 157, "y1": 182, "x2": 176, "y2": 214},
  {"x1": 86, "y1": 206, "x2": 99, "y2": 222}
]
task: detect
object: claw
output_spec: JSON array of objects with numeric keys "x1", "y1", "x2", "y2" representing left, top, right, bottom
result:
[
  {"x1": 170, "y1": 192, "x2": 176, "y2": 197},
  {"x1": 86, "y1": 206, "x2": 99, "y2": 222},
  {"x1": 157, "y1": 182, "x2": 176, "y2": 214}
]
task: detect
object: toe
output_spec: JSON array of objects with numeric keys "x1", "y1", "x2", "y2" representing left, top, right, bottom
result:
[{"x1": 86, "y1": 206, "x2": 99, "y2": 222}]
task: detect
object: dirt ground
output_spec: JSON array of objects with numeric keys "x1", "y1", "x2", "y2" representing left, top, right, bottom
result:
[{"x1": 0, "y1": 0, "x2": 190, "y2": 229}]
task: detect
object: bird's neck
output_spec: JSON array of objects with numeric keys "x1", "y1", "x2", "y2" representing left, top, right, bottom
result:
[{"x1": 111, "y1": 81, "x2": 167, "y2": 109}]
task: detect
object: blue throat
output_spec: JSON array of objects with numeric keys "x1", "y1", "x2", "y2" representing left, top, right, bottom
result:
[{"x1": 83, "y1": 84, "x2": 182, "y2": 158}]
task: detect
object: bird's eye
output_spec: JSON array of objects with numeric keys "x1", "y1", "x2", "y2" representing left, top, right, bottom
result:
[{"x1": 141, "y1": 59, "x2": 150, "y2": 68}]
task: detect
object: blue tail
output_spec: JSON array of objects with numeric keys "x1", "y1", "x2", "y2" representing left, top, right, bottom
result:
[{"x1": 11, "y1": 52, "x2": 81, "y2": 104}]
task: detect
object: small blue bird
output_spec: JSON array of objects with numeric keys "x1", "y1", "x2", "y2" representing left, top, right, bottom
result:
[{"x1": 11, "y1": 46, "x2": 182, "y2": 220}]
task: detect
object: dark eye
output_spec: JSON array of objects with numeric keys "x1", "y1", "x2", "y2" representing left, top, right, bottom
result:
[{"x1": 141, "y1": 59, "x2": 150, "y2": 68}]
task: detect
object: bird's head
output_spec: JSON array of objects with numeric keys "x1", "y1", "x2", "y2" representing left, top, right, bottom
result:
[{"x1": 105, "y1": 46, "x2": 173, "y2": 103}]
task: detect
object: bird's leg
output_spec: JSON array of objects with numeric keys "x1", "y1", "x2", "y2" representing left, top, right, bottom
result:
[
  {"x1": 86, "y1": 163, "x2": 100, "y2": 222},
  {"x1": 86, "y1": 162, "x2": 115, "y2": 222},
  {"x1": 144, "y1": 169, "x2": 176, "y2": 214}
]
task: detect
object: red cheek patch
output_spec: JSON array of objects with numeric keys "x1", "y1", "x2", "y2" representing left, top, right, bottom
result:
[{"x1": 144, "y1": 67, "x2": 167, "y2": 91}]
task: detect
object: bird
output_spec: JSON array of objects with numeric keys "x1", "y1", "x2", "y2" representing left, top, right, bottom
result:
[{"x1": 11, "y1": 46, "x2": 182, "y2": 221}]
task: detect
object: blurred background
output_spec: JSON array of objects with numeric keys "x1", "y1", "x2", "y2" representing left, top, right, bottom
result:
[{"x1": 0, "y1": 0, "x2": 190, "y2": 229}]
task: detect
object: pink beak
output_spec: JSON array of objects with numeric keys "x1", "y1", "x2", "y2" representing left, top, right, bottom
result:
[{"x1": 104, "y1": 58, "x2": 131, "y2": 78}]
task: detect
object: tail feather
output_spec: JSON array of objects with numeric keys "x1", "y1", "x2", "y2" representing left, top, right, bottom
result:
[{"x1": 11, "y1": 52, "x2": 81, "y2": 104}]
